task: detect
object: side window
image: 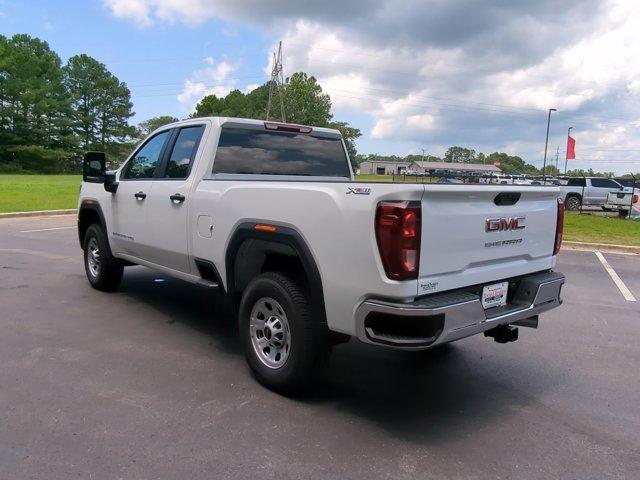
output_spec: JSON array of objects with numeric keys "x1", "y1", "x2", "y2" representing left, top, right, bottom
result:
[
  {"x1": 567, "y1": 178, "x2": 585, "y2": 187},
  {"x1": 122, "y1": 130, "x2": 171, "y2": 179},
  {"x1": 591, "y1": 178, "x2": 619, "y2": 189},
  {"x1": 163, "y1": 126, "x2": 205, "y2": 179}
]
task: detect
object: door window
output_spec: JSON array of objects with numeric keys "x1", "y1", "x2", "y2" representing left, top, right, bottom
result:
[
  {"x1": 122, "y1": 130, "x2": 171, "y2": 179},
  {"x1": 163, "y1": 126, "x2": 205, "y2": 179},
  {"x1": 567, "y1": 178, "x2": 585, "y2": 187},
  {"x1": 591, "y1": 178, "x2": 620, "y2": 189}
]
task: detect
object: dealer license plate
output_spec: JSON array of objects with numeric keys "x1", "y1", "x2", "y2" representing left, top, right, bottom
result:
[{"x1": 482, "y1": 282, "x2": 509, "y2": 309}]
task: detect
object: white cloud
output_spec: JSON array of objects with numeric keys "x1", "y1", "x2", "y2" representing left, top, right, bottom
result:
[
  {"x1": 104, "y1": 0, "x2": 153, "y2": 27},
  {"x1": 106, "y1": 0, "x2": 640, "y2": 173},
  {"x1": 177, "y1": 59, "x2": 236, "y2": 113}
]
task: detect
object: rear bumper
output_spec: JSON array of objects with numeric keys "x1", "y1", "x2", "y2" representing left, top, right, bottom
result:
[{"x1": 354, "y1": 271, "x2": 565, "y2": 350}]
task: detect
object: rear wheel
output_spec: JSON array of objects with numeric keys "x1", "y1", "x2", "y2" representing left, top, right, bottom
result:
[
  {"x1": 83, "y1": 224, "x2": 124, "y2": 291},
  {"x1": 238, "y1": 272, "x2": 329, "y2": 394},
  {"x1": 565, "y1": 195, "x2": 581, "y2": 211}
]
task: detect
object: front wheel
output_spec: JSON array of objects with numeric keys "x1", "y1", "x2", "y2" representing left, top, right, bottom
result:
[
  {"x1": 83, "y1": 224, "x2": 124, "y2": 292},
  {"x1": 238, "y1": 272, "x2": 329, "y2": 394}
]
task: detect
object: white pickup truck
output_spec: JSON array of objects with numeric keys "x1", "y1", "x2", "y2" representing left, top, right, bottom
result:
[
  {"x1": 78, "y1": 117, "x2": 565, "y2": 392},
  {"x1": 561, "y1": 177, "x2": 631, "y2": 210},
  {"x1": 605, "y1": 190, "x2": 639, "y2": 218}
]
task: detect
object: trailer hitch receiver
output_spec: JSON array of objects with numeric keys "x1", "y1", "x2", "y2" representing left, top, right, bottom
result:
[{"x1": 484, "y1": 324, "x2": 519, "y2": 343}]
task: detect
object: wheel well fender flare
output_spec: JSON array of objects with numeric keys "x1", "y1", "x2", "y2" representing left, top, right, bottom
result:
[
  {"x1": 565, "y1": 192, "x2": 582, "y2": 202},
  {"x1": 78, "y1": 199, "x2": 107, "y2": 247},
  {"x1": 225, "y1": 222, "x2": 326, "y2": 322}
]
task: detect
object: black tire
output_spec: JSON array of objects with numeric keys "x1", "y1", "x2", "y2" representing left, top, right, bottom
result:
[
  {"x1": 238, "y1": 272, "x2": 329, "y2": 394},
  {"x1": 83, "y1": 223, "x2": 124, "y2": 292},
  {"x1": 565, "y1": 195, "x2": 581, "y2": 211}
]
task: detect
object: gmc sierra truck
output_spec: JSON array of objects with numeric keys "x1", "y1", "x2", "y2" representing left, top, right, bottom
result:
[
  {"x1": 78, "y1": 117, "x2": 566, "y2": 393},
  {"x1": 560, "y1": 177, "x2": 631, "y2": 210}
]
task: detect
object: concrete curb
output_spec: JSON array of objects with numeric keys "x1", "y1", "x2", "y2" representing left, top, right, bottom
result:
[
  {"x1": 0, "y1": 209, "x2": 77, "y2": 219},
  {"x1": 563, "y1": 240, "x2": 640, "y2": 255}
]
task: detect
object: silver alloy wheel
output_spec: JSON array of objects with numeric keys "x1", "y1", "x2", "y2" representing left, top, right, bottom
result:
[
  {"x1": 86, "y1": 237, "x2": 101, "y2": 278},
  {"x1": 249, "y1": 297, "x2": 291, "y2": 369}
]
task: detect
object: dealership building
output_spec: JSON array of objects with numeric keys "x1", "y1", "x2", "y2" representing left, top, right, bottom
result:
[
  {"x1": 358, "y1": 160, "x2": 502, "y2": 176},
  {"x1": 358, "y1": 161, "x2": 411, "y2": 175},
  {"x1": 408, "y1": 161, "x2": 502, "y2": 175}
]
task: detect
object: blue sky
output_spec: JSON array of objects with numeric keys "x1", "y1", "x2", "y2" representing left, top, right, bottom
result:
[{"x1": 2, "y1": 0, "x2": 639, "y2": 174}]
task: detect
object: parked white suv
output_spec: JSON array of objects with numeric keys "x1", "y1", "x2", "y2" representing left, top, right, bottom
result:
[{"x1": 78, "y1": 117, "x2": 565, "y2": 392}]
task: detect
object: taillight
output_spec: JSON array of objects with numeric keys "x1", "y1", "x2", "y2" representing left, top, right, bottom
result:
[
  {"x1": 375, "y1": 201, "x2": 421, "y2": 280},
  {"x1": 553, "y1": 197, "x2": 565, "y2": 255},
  {"x1": 632, "y1": 194, "x2": 638, "y2": 204}
]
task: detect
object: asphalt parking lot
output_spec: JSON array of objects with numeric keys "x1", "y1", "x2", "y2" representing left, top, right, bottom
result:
[{"x1": 1, "y1": 215, "x2": 639, "y2": 480}]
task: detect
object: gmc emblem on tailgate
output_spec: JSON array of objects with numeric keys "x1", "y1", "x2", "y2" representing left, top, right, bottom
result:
[{"x1": 485, "y1": 216, "x2": 525, "y2": 232}]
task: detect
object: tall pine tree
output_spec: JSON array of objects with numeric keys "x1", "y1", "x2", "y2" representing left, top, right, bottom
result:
[
  {"x1": 0, "y1": 34, "x2": 71, "y2": 150},
  {"x1": 64, "y1": 54, "x2": 134, "y2": 155}
]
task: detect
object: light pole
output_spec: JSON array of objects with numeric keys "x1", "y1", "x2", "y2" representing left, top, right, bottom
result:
[
  {"x1": 564, "y1": 127, "x2": 573, "y2": 174},
  {"x1": 542, "y1": 108, "x2": 557, "y2": 183}
]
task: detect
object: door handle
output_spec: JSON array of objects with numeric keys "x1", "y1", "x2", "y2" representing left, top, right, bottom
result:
[
  {"x1": 170, "y1": 193, "x2": 186, "y2": 203},
  {"x1": 134, "y1": 191, "x2": 146, "y2": 200}
]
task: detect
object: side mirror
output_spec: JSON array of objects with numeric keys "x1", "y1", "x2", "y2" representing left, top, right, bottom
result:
[
  {"x1": 82, "y1": 151, "x2": 118, "y2": 193},
  {"x1": 83, "y1": 152, "x2": 105, "y2": 183}
]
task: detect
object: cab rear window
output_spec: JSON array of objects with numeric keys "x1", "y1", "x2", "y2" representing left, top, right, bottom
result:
[{"x1": 212, "y1": 126, "x2": 350, "y2": 177}]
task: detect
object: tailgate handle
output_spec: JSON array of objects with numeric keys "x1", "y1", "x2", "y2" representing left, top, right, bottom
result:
[{"x1": 494, "y1": 192, "x2": 521, "y2": 206}]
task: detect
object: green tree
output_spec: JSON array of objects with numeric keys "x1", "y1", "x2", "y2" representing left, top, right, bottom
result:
[
  {"x1": 281, "y1": 72, "x2": 331, "y2": 125},
  {"x1": 444, "y1": 146, "x2": 477, "y2": 163},
  {"x1": 486, "y1": 152, "x2": 539, "y2": 174},
  {"x1": 138, "y1": 115, "x2": 179, "y2": 137},
  {"x1": 541, "y1": 164, "x2": 560, "y2": 176},
  {"x1": 193, "y1": 72, "x2": 361, "y2": 157},
  {"x1": 327, "y1": 121, "x2": 361, "y2": 164},
  {"x1": 64, "y1": 54, "x2": 135, "y2": 155},
  {"x1": 194, "y1": 87, "x2": 267, "y2": 118},
  {"x1": 0, "y1": 34, "x2": 71, "y2": 152}
]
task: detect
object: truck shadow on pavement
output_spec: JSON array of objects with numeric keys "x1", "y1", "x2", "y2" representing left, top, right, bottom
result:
[
  {"x1": 117, "y1": 268, "x2": 565, "y2": 445},
  {"x1": 118, "y1": 268, "x2": 241, "y2": 357},
  {"x1": 310, "y1": 342, "x2": 564, "y2": 444}
]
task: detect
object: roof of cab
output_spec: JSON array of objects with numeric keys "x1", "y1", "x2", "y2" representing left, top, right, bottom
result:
[{"x1": 160, "y1": 116, "x2": 342, "y2": 137}]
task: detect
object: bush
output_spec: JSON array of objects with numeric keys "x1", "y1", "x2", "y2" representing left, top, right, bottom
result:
[{"x1": 0, "y1": 145, "x2": 81, "y2": 174}]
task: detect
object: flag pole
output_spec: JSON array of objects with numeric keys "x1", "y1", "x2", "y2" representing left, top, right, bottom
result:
[
  {"x1": 542, "y1": 108, "x2": 556, "y2": 183},
  {"x1": 564, "y1": 126, "x2": 573, "y2": 174}
]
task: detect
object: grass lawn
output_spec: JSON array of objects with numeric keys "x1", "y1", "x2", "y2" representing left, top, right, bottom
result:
[
  {"x1": 563, "y1": 212, "x2": 640, "y2": 246},
  {"x1": 0, "y1": 174, "x2": 81, "y2": 213}
]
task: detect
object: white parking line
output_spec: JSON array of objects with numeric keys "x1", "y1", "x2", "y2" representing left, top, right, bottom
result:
[
  {"x1": 19, "y1": 226, "x2": 75, "y2": 233},
  {"x1": 594, "y1": 251, "x2": 637, "y2": 302}
]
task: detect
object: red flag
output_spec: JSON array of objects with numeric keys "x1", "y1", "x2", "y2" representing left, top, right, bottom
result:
[{"x1": 566, "y1": 135, "x2": 576, "y2": 160}]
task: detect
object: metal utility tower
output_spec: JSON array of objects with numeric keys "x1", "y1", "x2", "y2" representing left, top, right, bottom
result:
[{"x1": 266, "y1": 41, "x2": 286, "y2": 122}]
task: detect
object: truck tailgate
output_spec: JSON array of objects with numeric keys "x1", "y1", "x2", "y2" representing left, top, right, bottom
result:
[{"x1": 417, "y1": 186, "x2": 559, "y2": 295}]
